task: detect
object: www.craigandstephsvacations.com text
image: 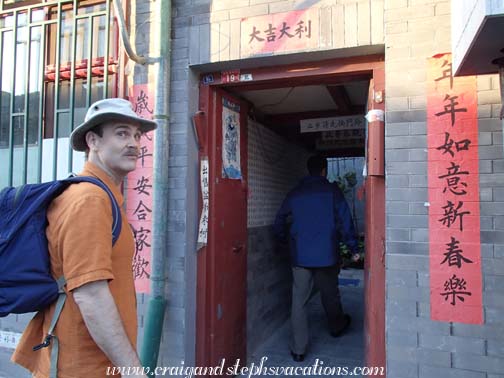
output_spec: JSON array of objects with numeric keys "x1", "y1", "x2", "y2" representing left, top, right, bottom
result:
[{"x1": 106, "y1": 357, "x2": 385, "y2": 377}]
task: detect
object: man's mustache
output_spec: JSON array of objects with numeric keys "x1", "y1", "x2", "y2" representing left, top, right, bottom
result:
[{"x1": 124, "y1": 149, "x2": 140, "y2": 156}]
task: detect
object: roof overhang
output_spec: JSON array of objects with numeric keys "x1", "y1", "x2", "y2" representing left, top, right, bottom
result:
[{"x1": 452, "y1": 0, "x2": 504, "y2": 76}]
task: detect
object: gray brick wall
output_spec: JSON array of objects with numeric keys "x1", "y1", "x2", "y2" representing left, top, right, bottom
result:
[
  {"x1": 186, "y1": 0, "x2": 384, "y2": 65},
  {"x1": 384, "y1": 1, "x2": 504, "y2": 378}
]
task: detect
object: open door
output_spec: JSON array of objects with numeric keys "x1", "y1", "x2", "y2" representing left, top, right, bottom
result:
[
  {"x1": 196, "y1": 87, "x2": 248, "y2": 369},
  {"x1": 197, "y1": 57, "x2": 386, "y2": 374}
]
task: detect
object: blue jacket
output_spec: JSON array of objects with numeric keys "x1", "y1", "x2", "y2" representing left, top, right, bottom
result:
[{"x1": 273, "y1": 175, "x2": 358, "y2": 267}]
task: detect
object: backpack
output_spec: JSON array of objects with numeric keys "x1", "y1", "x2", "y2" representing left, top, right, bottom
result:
[{"x1": 0, "y1": 176, "x2": 122, "y2": 376}]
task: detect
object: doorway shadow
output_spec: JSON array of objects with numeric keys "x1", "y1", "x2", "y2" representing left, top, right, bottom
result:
[{"x1": 244, "y1": 268, "x2": 365, "y2": 378}]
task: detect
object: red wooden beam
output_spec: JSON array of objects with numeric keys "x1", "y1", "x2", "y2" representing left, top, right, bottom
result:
[
  {"x1": 205, "y1": 54, "x2": 383, "y2": 90},
  {"x1": 228, "y1": 73, "x2": 372, "y2": 92}
]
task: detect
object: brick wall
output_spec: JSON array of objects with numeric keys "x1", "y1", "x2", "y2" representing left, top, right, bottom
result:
[
  {"x1": 246, "y1": 119, "x2": 310, "y2": 355},
  {"x1": 185, "y1": 0, "x2": 384, "y2": 65},
  {"x1": 384, "y1": 1, "x2": 504, "y2": 377}
]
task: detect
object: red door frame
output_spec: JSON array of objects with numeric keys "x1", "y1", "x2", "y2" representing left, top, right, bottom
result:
[{"x1": 196, "y1": 54, "x2": 386, "y2": 373}]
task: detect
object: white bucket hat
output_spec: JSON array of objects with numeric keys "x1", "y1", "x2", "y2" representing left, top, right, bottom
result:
[{"x1": 70, "y1": 98, "x2": 157, "y2": 151}]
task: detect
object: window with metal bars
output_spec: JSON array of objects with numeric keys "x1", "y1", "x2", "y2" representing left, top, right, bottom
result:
[{"x1": 0, "y1": 0, "x2": 118, "y2": 186}]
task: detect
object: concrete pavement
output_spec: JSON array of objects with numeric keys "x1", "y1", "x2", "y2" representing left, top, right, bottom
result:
[{"x1": 242, "y1": 268, "x2": 366, "y2": 378}]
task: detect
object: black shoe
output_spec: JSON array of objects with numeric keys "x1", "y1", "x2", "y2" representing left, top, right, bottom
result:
[
  {"x1": 290, "y1": 351, "x2": 305, "y2": 362},
  {"x1": 331, "y1": 314, "x2": 351, "y2": 337}
]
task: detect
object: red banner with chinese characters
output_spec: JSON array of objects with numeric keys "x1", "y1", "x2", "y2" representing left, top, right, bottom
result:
[
  {"x1": 126, "y1": 85, "x2": 155, "y2": 294},
  {"x1": 427, "y1": 53, "x2": 482, "y2": 324},
  {"x1": 241, "y1": 8, "x2": 319, "y2": 57}
]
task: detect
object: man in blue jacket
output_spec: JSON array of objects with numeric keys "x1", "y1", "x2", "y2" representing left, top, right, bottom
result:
[{"x1": 274, "y1": 155, "x2": 360, "y2": 362}]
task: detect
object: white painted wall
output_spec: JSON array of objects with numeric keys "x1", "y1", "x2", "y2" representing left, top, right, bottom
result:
[{"x1": 247, "y1": 118, "x2": 310, "y2": 228}]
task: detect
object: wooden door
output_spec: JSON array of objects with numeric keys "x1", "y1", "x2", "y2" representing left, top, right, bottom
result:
[{"x1": 197, "y1": 87, "x2": 248, "y2": 369}]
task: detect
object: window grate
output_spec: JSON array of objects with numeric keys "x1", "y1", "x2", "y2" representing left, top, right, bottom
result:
[{"x1": 0, "y1": 0, "x2": 117, "y2": 186}]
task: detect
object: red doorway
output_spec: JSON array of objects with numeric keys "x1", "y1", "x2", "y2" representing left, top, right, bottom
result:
[{"x1": 196, "y1": 54, "x2": 386, "y2": 374}]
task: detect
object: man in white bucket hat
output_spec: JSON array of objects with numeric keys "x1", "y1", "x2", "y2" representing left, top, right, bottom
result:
[
  {"x1": 69, "y1": 98, "x2": 157, "y2": 152},
  {"x1": 12, "y1": 98, "x2": 156, "y2": 378}
]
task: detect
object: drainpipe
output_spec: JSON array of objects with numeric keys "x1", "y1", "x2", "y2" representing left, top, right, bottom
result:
[
  {"x1": 112, "y1": 0, "x2": 148, "y2": 65},
  {"x1": 139, "y1": 0, "x2": 171, "y2": 373}
]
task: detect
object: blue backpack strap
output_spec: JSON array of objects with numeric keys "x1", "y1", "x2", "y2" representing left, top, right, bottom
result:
[{"x1": 63, "y1": 176, "x2": 122, "y2": 245}]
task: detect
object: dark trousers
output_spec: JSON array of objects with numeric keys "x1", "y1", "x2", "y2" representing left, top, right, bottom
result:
[{"x1": 290, "y1": 264, "x2": 346, "y2": 354}]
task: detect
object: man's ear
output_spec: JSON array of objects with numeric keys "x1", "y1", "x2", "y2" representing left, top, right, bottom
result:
[{"x1": 85, "y1": 130, "x2": 98, "y2": 151}]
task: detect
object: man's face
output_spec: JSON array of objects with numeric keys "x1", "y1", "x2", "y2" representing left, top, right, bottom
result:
[{"x1": 88, "y1": 121, "x2": 142, "y2": 176}]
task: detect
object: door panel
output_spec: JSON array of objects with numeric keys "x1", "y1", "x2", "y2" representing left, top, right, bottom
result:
[{"x1": 206, "y1": 89, "x2": 248, "y2": 367}]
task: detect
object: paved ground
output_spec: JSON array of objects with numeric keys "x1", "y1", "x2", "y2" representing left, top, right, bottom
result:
[
  {"x1": 242, "y1": 268, "x2": 365, "y2": 378},
  {"x1": 0, "y1": 346, "x2": 30, "y2": 378}
]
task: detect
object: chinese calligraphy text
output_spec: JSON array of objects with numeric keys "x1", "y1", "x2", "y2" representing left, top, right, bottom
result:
[
  {"x1": 427, "y1": 54, "x2": 482, "y2": 324},
  {"x1": 241, "y1": 9, "x2": 320, "y2": 57},
  {"x1": 126, "y1": 85, "x2": 155, "y2": 294}
]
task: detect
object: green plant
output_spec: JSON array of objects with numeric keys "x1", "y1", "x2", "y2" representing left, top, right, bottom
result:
[
  {"x1": 335, "y1": 171, "x2": 357, "y2": 195},
  {"x1": 344, "y1": 171, "x2": 357, "y2": 188},
  {"x1": 339, "y1": 235, "x2": 365, "y2": 269}
]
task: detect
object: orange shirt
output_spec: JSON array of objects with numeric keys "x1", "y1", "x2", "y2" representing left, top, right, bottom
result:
[{"x1": 12, "y1": 162, "x2": 137, "y2": 378}]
